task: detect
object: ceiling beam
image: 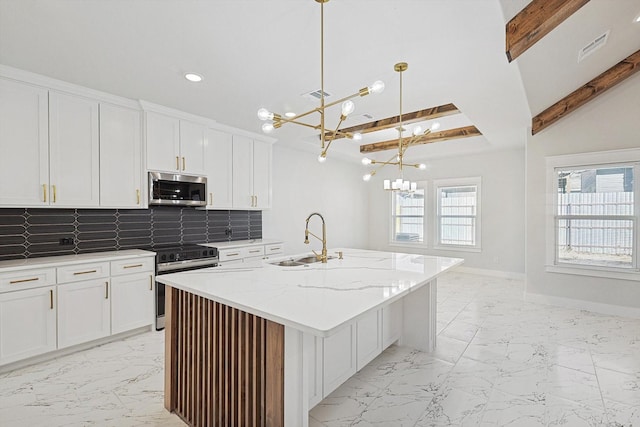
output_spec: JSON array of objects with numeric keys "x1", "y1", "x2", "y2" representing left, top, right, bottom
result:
[
  {"x1": 359, "y1": 125, "x2": 482, "y2": 153},
  {"x1": 532, "y1": 49, "x2": 640, "y2": 135},
  {"x1": 506, "y1": 0, "x2": 590, "y2": 62},
  {"x1": 324, "y1": 103, "x2": 460, "y2": 141}
]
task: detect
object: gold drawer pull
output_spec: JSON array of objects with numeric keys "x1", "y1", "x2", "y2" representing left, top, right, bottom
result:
[
  {"x1": 50, "y1": 289, "x2": 54, "y2": 309},
  {"x1": 52, "y1": 185, "x2": 57, "y2": 203},
  {"x1": 136, "y1": 189, "x2": 140, "y2": 205},
  {"x1": 73, "y1": 269, "x2": 97, "y2": 276},
  {"x1": 176, "y1": 156, "x2": 180, "y2": 170},
  {"x1": 270, "y1": 247, "x2": 281, "y2": 251},
  {"x1": 249, "y1": 249, "x2": 261, "y2": 253},
  {"x1": 123, "y1": 264, "x2": 143, "y2": 269},
  {"x1": 149, "y1": 275, "x2": 153, "y2": 291},
  {"x1": 227, "y1": 252, "x2": 240, "y2": 257},
  {"x1": 182, "y1": 157, "x2": 186, "y2": 170},
  {"x1": 10, "y1": 277, "x2": 39, "y2": 284},
  {"x1": 105, "y1": 282, "x2": 109, "y2": 299},
  {"x1": 43, "y1": 184, "x2": 47, "y2": 202}
]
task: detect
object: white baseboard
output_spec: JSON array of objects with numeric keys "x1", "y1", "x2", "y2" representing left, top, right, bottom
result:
[
  {"x1": 454, "y1": 266, "x2": 525, "y2": 281},
  {"x1": 525, "y1": 292, "x2": 640, "y2": 319}
]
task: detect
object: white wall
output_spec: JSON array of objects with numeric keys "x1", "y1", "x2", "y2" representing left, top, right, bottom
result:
[
  {"x1": 526, "y1": 75, "x2": 640, "y2": 311},
  {"x1": 262, "y1": 144, "x2": 370, "y2": 256},
  {"x1": 367, "y1": 147, "x2": 526, "y2": 275}
]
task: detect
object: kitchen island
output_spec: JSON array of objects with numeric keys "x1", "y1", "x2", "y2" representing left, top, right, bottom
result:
[{"x1": 157, "y1": 248, "x2": 463, "y2": 427}]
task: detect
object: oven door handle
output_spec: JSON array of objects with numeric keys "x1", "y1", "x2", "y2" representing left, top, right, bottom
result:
[{"x1": 157, "y1": 258, "x2": 219, "y2": 273}]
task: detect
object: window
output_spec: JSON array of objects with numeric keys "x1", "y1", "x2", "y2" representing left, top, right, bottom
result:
[
  {"x1": 391, "y1": 189, "x2": 425, "y2": 244},
  {"x1": 435, "y1": 177, "x2": 481, "y2": 250},
  {"x1": 555, "y1": 165, "x2": 635, "y2": 269}
]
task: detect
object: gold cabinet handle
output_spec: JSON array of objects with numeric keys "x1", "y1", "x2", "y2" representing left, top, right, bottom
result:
[
  {"x1": 149, "y1": 275, "x2": 153, "y2": 291},
  {"x1": 249, "y1": 249, "x2": 261, "y2": 254},
  {"x1": 43, "y1": 184, "x2": 47, "y2": 202},
  {"x1": 255, "y1": 195, "x2": 258, "y2": 207},
  {"x1": 176, "y1": 156, "x2": 180, "y2": 170},
  {"x1": 105, "y1": 282, "x2": 109, "y2": 299},
  {"x1": 10, "y1": 277, "x2": 39, "y2": 284},
  {"x1": 209, "y1": 192, "x2": 213, "y2": 206},
  {"x1": 227, "y1": 252, "x2": 240, "y2": 257},
  {"x1": 182, "y1": 157, "x2": 186, "y2": 170},
  {"x1": 136, "y1": 189, "x2": 140, "y2": 205},
  {"x1": 52, "y1": 185, "x2": 57, "y2": 203},
  {"x1": 270, "y1": 247, "x2": 281, "y2": 251},
  {"x1": 73, "y1": 269, "x2": 97, "y2": 276},
  {"x1": 123, "y1": 264, "x2": 143, "y2": 269},
  {"x1": 50, "y1": 289, "x2": 54, "y2": 310}
]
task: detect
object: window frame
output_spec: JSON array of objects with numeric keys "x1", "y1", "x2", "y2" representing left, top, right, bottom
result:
[
  {"x1": 545, "y1": 149, "x2": 640, "y2": 280},
  {"x1": 433, "y1": 177, "x2": 482, "y2": 252},
  {"x1": 389, "y1": 182, "x2": 427, "y2": 247}
]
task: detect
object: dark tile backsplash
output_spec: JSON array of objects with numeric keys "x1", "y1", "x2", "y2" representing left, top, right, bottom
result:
[{"x1": 0, "y1": 207, "x2": 262, "y2": 261}]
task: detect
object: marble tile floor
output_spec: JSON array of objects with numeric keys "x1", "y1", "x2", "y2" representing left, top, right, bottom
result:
[{"x1": 1, "y1": 272, "x2": 639, "y2": 426}]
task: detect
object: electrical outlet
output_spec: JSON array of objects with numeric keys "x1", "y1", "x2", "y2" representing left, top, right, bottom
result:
[
  {"x1": 59, "y1": 237, "x2": 74, "y2": 246},
  {"x1": 225, "y1": 227, "x2": 233, "y2": 236}
]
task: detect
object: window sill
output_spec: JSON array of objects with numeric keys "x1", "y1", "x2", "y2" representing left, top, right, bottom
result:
[
  {"x1": 545, "y1": 264, "x2": 640, "y2": 281},
  {"x1": 389, "y1": 242, "x2": 427, "y2": 250},
  {"x1": 433, "y1": 245, "x2": 481, "y2": 253}
]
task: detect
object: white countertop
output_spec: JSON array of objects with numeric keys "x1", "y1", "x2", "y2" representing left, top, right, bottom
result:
[
  {"x1": 199, "y1": 239, "x2": 283, "y2": 250},
  {"x1": 0, "y1": 249, "x2": 156, "y2": 273},
  {"x1": 156, "y1": 248, "x2": 463, "y2": 337}
]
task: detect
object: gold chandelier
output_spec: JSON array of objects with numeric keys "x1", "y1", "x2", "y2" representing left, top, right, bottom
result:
[
  {"x1": 257, "y1": 0, "x2": 385, "y2": 162},
  {"x1": 362, "y1": 62, "x2": 439, "y2": 192}
]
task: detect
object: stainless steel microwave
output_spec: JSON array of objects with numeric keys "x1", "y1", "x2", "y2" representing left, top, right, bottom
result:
[{"x1": 148, "y1": 172, "x2": 207, "y2": 207}]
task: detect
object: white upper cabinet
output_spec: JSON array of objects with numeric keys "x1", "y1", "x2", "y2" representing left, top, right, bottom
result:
[
  {"x1": 49, "y1": 92, "x2": 100, "y2": 207},
  {"x1": 179, "y1": 120, "x2": 206, "y2": 175},
  {"x1": 205, "y1": 128, "x2": 233, "y2": 208},
  {"x1": 145, "y1": 112, "x2": 206, "y2": 175},
  {"x1": 99, "y1": 104, "x2": 142, "y2": 208},
  {"x1": 145, "y1": 111, "x2": 180, "y2": 173},
  {"x1": 0, "y1": 79, "x2": 49, "y2": 206},
  {"x1": 232, "y1": 135, "x2": 272, "y2": 209}
]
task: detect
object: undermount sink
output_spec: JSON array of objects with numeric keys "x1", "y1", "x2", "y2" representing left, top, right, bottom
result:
[{"x1": 270, "y1": 255, "x2": 335, "y2": 267}]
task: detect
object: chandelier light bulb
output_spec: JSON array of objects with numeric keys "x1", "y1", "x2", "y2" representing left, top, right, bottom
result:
[
  {"x1": 341, "y1": 100, "x2": 355, "y2": 117},
  {"x1": 363, "y1": 173, "x2": 372, "y2": 182},
  {"x1": 257, "y1": 108, "x2": 273, "y2": 121},
  {"x1": 317, "y1": 153, "x2": 327, "y2": 163},
  {"x1": 369, "y1": 80, "x2": 385, "y2": 95},
  {"x1": 418, "y1": 163, "x2": 426, "y2": 170},
  {"x1": 430, "y1": 122, "x2": 441, "y2": 131},
  {"x1": 361, "y1": 157, "x2": 372, "y2": 165},
  {"x1": 261, "y1": 123, "x2": 275, "y2": 133},
  {"x1": 412, "y1": 126, "x2": 423, "y2": 136},
  {"x1": 352, "y1": 132, "x2": 363, "y2": 141}
]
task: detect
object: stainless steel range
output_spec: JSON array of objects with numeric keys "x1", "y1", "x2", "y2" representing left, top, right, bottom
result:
[{"x1": 154, "y1": 244, "x2": 218, "y2": 330}]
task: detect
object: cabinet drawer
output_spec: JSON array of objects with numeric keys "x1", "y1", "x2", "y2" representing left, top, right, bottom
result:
[
  {"x1": 0, "y1": 268, "x2": 57, "y2": 293},
  {"x1": 264, "y1": 243, "x2": 284, "y2": 256},
  {"x1": 57, "y1": 262, "x2": 110, "y2": 283},
  {"x1": 242, "y1": 246, "x2": 265, "y2": 258},
  {"x1": 110, "y1": 257, "x2": 154, "y2": 276},
  {"x1": 218, "y1": 249, "x2": 244, "y2": 263}
]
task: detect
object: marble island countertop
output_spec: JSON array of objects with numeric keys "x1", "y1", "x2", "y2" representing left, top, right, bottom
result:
[{"x1": 156, "y1": 248, "x2": 463, "y2": 336}]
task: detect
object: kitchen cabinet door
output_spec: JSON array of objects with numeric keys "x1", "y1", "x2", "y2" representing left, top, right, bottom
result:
[
  {"x1": 322, "y1": 323, "x2": 356, "y2": 397},
  {"x1": 57, "y1": 279, "x2": 111, "y2": 349},
  {"x1": 0, "y1": 286, "x2": 56, "y2": 365},
  {"x1": 205, "y1": 128, "x2": 233, "y2": 208},
  {"x1": 179, "y1": 121, "x2": 206, "y2": 175},
  {"x1": 111, "y1": 273, "x2": 154, "y2": 334},
  {"x1": 382, "y1": 300, "x2": 403, "y2": 348},
  {"x1": 146, "y1": 111, "x2": 180, "y2": 172},
  {"x1": 252, "y1": 139, "x2": 271, "y2": 209},
  {"x1": 0, "y1": 79, "x2": 49, "y2": 206},
  {"x1": 356, "y1": 309, "x2": 382, "y2": 370},
  {"x1": 99, "y1": 103, "x2": 143, "y2": 208},
  {"x1": 232, "y1": 134, "x2": 254, "y2": 209},
  {"x1": 49, "y1": 91, "x2": 100, "y2": 207}
]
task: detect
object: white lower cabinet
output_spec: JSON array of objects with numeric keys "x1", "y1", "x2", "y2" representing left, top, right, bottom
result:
[
  {"x1": 322, "y1": 323, "x2": 357, "y2": 397},
  {"x1": 111, "y1": 272, "x2": 154, "y2": 335},
  {"x1": 57, "y1": 279, "x2": 111, "y2": 349},
  {"x1": 309, "y1": 302, "x2": 403, "y2": 407},
  {"x1": 0, "y1": 286, "x2": 56, "y2": 365},
  {"x1": 356, "y1": 310, "x2": 382, "y2": 371}
]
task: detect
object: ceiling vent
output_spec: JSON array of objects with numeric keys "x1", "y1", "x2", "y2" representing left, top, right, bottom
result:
[
  {"x1": 578, "y1": 30, "x2": 609, "y2": 63},
  {"x1": 302, "y1": 89, "x2": 331, "y2": 101}
]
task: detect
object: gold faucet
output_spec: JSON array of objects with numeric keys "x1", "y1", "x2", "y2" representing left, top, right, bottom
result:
[{"x1": 304, "y1": 212, "x2": 328, "y2": 263}]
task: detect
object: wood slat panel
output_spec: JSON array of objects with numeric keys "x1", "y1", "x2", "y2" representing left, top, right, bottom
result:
[
  {"x1": 359, "y1": 125, "x2": 482, "y2": 153},
  {"x1": 165, "y1": 290, "x2": 283, "y2": 426}
]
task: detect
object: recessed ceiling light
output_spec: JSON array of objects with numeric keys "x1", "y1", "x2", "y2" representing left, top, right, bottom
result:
[
  {"x1": 635, "y1": 13, "x2": 640, "y2": 23},
  {"x1": 285, "y1": 112, "x2": 296, "y2": 118},
  {"x1": 184, "y1": 73, "x2": 203, "y2": 82}
]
